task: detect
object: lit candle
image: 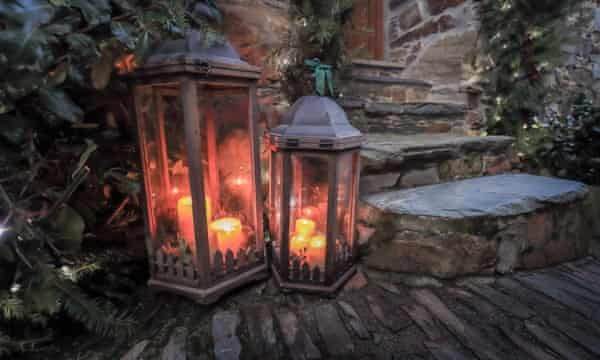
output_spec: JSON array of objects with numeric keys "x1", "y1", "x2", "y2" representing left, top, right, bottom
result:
[
  {"x1": 210, "y1": 217, "x2": 244, "y2": 254},
  {"x1": 295, "y1": 218, "x2": 316, "y2": 237},
  {"x1": 176, "y1": 196, "x2": 212, "y2": 253},
  {"x1": 307, "y1": 234, "x2": 326, "y2": 270},
  {"x1": 290, "y1": 234, "x2": 309, "y2": 254},
  {"x1": 177, "y1": 196, "x2": 195, "y2": 252}
]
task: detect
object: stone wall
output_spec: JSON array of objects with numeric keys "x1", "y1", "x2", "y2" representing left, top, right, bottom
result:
[
  {"x1": 385, "y1": 0, "x2": 600, "y2": 130},
  {"x1": 218, "y1": 0, "x2": 291, "y2": 129},
  {"x1": 386, "y1": 0, "x2": 479, "y2": 88}
]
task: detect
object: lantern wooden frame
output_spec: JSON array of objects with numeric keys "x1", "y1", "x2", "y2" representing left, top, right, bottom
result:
[
  {"x1": 129, "y1": 32, "x2": 268, "y2": 304},
  {"x1": 267, "y1": 96, "x2": 364, "y2": 294}
]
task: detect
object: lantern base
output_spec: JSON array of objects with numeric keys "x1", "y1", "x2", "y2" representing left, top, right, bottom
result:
[
  {"x1": 271, "y1": 264, "x2": 356, "y2": 295},
  {"x1": 148, "y1": 264, "x2": 269, "y2": 304}
]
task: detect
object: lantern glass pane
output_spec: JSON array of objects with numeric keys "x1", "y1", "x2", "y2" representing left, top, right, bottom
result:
[
  {"x1": 269, "y1": 151, "x2": 283, "y2": 264},
  {"x1": 288, "y1": 154, "x2": 329, "y2": 273},
  {"x1": 197, "y1": 85, "x2": 259, "y2": 265},
  {"x1": 336, "y1": 152, "x2": 358, "y2": 264},
  {"x1": 135, "y1": 85, "x2": 194, "y2": 256}
]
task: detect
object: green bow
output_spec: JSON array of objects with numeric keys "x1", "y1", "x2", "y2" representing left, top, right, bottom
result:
[{"x1": 304, "y1": 58, "x2": 334, "y2": 97}]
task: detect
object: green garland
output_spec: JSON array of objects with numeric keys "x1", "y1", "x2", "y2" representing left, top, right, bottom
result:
[{"x1": 479, "y1": 0, "x2": 582, "y2": 135}]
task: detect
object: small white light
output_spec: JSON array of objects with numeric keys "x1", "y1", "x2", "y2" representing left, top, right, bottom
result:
[
  {"x1": 0, "y1": 227, "x2": 6, "y2": 237},
  {"x1": 61, "y1": 266, "x2": 73, "y2": 278},
  {"x1": 10, "y1": 283, "x2": 20, "y2": 293}
]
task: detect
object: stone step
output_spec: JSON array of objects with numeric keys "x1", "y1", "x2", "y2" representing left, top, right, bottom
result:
[
  {"x1": 359, "y1": 133, "x2": 516, "y2": 194},
  {"x1": 359, "y1": 174, "x2": 591, "y2": 279},
  {"x1": 350, "y1": 58, "x2": 406, "y2": 79},
  {"x1": 340, "y1": 101, "x2": 469, "y2": 135},
  {"x1": 339, "y1": 76, "x2": 432, "y2": 103}
]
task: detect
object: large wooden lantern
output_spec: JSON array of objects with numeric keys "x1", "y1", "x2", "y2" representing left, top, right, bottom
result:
[
  {"x1": 130, "y1": 31, "x2": 267, "y2": 303},
  {"x1": 267, "y1": 96, "x2": 364, "y2": 294}
]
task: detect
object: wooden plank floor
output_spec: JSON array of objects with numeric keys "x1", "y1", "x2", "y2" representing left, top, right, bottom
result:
[{"x1": 107, "y1": 257, "x2": 600, "y2": 360}]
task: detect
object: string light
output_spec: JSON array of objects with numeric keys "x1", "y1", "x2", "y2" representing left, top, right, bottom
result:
[{"x1": 10, "y1": 283, "x2": 20, "y2": 293}]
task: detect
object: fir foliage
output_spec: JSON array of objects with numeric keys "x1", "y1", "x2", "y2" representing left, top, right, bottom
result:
[
  {"x1": 522, "y1": 94, "x2": 600, "y2": 185},
  {"x1": 0, "y1": 0, "x2": 221, "y2": 356},
  {"x1": 479, "y1": 0, "x2": 583, "y2": 135}
]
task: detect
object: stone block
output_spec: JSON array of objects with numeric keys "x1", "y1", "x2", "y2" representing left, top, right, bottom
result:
[
  {"x1": 484, "y1": 155, "x2": 512, "y2": 175},
  {"x1": 364, "y1": 232, "x2": 497, "y2": 279},
  {"x1": 360, "y1": 173, "x2": 401, "y2": 194},
  {"x1": 425, "y1": 122, "x2": 453, "y2": 133},
  {"x1": 344, "y1": 270, "x2": 369, "y2": 290},
  {"x1": 397, "y1": 3, "x2": 422, "y2": 30},
  {"x1": 427, "y1": 0, "x2": 467, "y2": 15},
  {"x1": 526, "y1": 213, "x2": 553, "y2": 250},
  {"x1": 400, "y1": 168, "x2": 440, "y2": 188},
  {"x1": 403, "y1": 30, "x2": 478, "y2": 85}
]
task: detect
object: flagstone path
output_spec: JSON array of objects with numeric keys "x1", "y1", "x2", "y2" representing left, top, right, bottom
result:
[{"x1": 66, "y1": 257, "x2": 600, "y2": 360}]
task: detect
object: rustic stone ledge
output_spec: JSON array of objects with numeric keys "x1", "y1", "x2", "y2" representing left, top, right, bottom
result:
[
  {"x1": 364, "y1": 102, "x2": 466, "y2": 117},
  {"x1": 350, "y1": 75, "x2": 432, "y2": 87},
  {"x1": 359, "y1": 134, "x2": 516, "y2": 193},
  {"x1": 350, "y1": 59, "x2": 406, "y2": 79},
  {"x1": 360, "y1": 174, "x2": 591, "y2": 278}
]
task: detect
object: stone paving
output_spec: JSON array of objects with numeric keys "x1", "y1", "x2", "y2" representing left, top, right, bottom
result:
[{"x1": 66, "y1": 257, "x2": 600, "y2": 360}]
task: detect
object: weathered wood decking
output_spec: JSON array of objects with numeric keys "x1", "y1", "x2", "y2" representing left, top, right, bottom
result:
[{"x1": 75, "y1": 257, "x2": 600, "y2": 359}]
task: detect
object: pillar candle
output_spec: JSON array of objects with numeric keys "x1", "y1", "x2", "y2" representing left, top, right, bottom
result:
[
  {"x1": 209, "y1": 217, "x2": 244, "y2": 255},
  {"x1": 295, "y1": 218, "x2": 316, "y2": 237},
  {"x1": 177, "y1": 196, "x2": 212, "y2": 253},
  {"x1": 307, "y1": 234, "x2": 326, "y2": 270},
  {"x1": 177, "y1": 196, "x2": 195, "y2": 252},
  {"x1": 290, "y1": 234, "x2": 309, "y2": 255}
]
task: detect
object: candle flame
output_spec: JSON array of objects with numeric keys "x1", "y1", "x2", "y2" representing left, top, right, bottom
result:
[{"x1": 210, "y1": 217, "x2": 242, "y2": 234}]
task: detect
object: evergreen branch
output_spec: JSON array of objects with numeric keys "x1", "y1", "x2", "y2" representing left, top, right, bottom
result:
[{"x1": 50, "y1": 274, "x2": 135, "y2": 338}]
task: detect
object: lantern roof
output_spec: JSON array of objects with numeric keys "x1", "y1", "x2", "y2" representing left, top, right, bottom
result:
[
  {"x1": 131, "y1": 30, "x2": 261, "y2": 80},
  {"x1": 269, "y1": 96, "x2": 363, "y2": 150}
]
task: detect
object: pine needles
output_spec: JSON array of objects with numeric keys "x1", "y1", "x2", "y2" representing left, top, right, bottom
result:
[{"x1": 479, "y1": 0, "x2": 583, "y2": 135}]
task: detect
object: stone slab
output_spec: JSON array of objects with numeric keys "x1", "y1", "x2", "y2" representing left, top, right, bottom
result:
[
  {"x1": 212, "y1": 311, "x2": 242, "y2": 360},
  {"x1": 361, "y1": 133, "x2": 513, "y2": 168},
  {"x1": 525, "y1": 321, "x2": 595, "y2": 360},
  {"x1": 121, "y1": 340, "x2": 150, "y2": 360},
  {"x1": 365, "y1": 102, "x2": 466, "y2": 117},
  {"x1": 363, "y1": 174, "x2": 587, "y2": 219},
  {"x1": 366, "y1": 294, "x2": 412, "y2": 332},
  {"x1": 244, "y1": 305, "x2": 283, "y2": 359},
  {"x1": 161, "y1": 327, "x2": 187, "y2": 360},
  {"x1": 351, "y1": 75, "x2": 432, "y2": 87},
  {"x1": 275, "y1": 310, "x2": 321, "y2": 360},
  {"x1": 315, "y1": 304, "x2": 354, "y2": 356},
  {"x1": 499, "y1": 324, "x2": 559, "y2": 360},
  {"x1": 411, "y1": 289, "x2": 505, "y2": 360},
  {"x1": 338, "y1": 301, "x2": 370, "y2": 339}
]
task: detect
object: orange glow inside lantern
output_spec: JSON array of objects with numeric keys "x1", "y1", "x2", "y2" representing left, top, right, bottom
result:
[
  {"x1": 131, "y1": 32, "x2": 267, "y2": 304},
  {"x1": 135, "y1": 84, "x2": 262, "y2": 267}
]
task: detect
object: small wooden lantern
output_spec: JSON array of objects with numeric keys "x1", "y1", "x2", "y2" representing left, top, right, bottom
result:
[
  {"x1": 129, "y1": 31, "x2": 267, "y2": 303},
  {"x1": 267, "y1": 96, "x2": 364, "y2": 294}
]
